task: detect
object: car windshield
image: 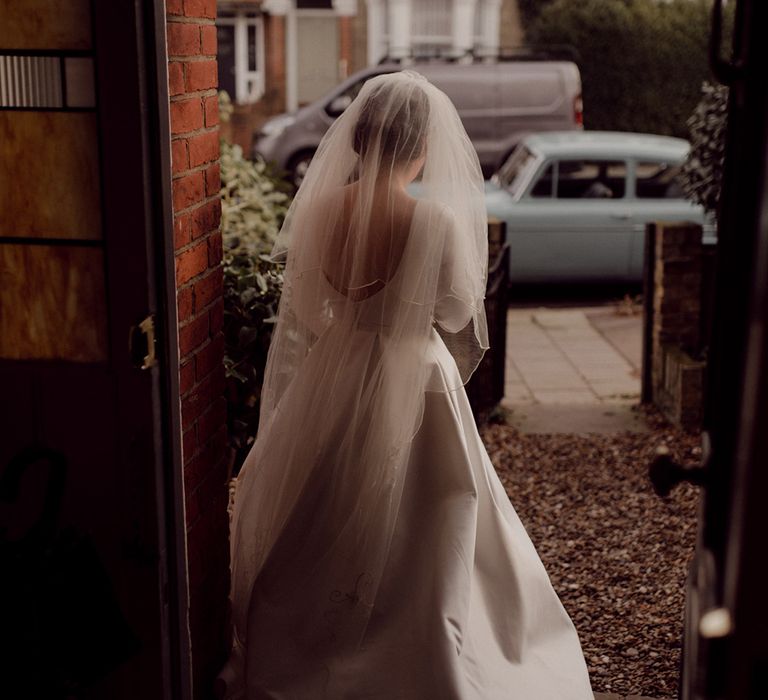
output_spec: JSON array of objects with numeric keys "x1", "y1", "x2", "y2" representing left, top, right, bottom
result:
[{"x1": 497, "y1": 145, "x2": 538, "y2": 196}]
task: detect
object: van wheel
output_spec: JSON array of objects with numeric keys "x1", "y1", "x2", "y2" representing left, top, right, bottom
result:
[{"x1": 288, "y1": 151, "x2": 315, "y2": 189}]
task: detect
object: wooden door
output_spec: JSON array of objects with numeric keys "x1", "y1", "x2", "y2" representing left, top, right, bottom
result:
[
  {"x1": 0, "y1": 2, "x2": 188, "y2": 698},
  {"x1": 651, "y1": 1, "x2": 768, "y2": 698}
]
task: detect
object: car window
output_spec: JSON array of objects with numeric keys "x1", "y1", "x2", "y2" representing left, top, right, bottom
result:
[
  {"x1": 555, "y1": 160, "x2": 627, "y2": 199},
  {"x1": 498, "y1": 145, "x2": 538, "y2": 196},
  {"x1": 635, "y1": 161, "x2": 684, "y2": 198},
  {"x1": 529, "y1": 163, "x2": 554, "y2": 198}
]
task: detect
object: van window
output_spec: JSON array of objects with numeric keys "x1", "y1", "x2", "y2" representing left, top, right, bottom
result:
[
  {"x1": 325, "y1": 75, "x2": 377, "y2": 117},
  {"x1": 554, "y1": 160, "x2": 626, "y2": 199},
  {"x1": 635, "y1": 161, "x2": 684, "y2": 198}
]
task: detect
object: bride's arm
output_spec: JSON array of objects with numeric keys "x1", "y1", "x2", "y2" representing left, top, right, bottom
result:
[{"x1": 433, "y1": 206, "x2": 483, "y2": 334}]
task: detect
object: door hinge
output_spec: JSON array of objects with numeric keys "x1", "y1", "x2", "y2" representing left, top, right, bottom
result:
[{"x1": 129, "y1": 314, "x2": 157, "y2": 370}]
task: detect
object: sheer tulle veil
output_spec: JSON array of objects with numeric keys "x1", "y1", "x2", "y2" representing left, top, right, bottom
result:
[{"x1": 222, "y1": 69, "x2": 489, "y2": 692}]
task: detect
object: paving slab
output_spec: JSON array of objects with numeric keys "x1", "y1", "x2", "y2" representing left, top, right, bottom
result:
[
  {"x1": 585, "y1": 306, "x2": 643, "y2": 372},
  {"x1": 503, "y1": 306, "x2": 646, "y2": 433},
  {"x1": 505, "y1": 307, "x2": 640, "y2": 406}
]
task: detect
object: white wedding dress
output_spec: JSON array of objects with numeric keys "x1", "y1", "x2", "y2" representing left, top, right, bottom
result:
[
  {"x1": 219, "y1": 70, "x2": 593, "y2": 699},
  {"x1": 218, "y1": 202, "x2": 594, "y2": 700}
]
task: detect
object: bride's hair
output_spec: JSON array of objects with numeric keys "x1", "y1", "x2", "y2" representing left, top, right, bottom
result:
[{"x1": 352, "y1": 78, "x2": 430, "y2": 167}]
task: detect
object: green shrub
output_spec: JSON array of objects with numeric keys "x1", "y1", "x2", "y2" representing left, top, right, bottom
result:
[
  {"x1": 527, "y1": 0, "x2": 713, "y2": 136},
  {"x1": 678, "y1": 81, "x2": 729, "y2": 217},
  {"x1": 219, "y1": 91, "x2": 292, "y2": 467},
  {"x1": 517, "y1": 0, "x2": 556, "y2": 27}
]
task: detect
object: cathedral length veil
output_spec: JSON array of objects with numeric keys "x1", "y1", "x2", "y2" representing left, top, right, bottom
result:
[{"x1": 222, "y1": 70, "x2": 489, "y2": 693}]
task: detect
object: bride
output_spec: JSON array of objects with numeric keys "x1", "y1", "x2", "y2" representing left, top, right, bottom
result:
[{"x1": 216, "y1": 70, "x2": 594, "y2": 699}]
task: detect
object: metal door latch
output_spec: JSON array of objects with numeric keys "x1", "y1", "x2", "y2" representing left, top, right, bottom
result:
[
  {"x1": 648, "y1": 444, "x2": 707, "y2": 498},
  {"x1": 129, "y1": 315, "x2": 157, "y2": 370}
]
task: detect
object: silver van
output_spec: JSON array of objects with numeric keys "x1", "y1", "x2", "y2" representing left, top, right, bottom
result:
[{"x1": 253, "y1": 61, "x2": 583, "y2": 185}]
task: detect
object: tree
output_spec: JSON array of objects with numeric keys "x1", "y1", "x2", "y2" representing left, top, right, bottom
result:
[
  {"x1": 527, "y1": 0, "x2": 713, "y2": 136},
  {"x1": 678, "y1": 82, "x2": 729, "y2": 217}
]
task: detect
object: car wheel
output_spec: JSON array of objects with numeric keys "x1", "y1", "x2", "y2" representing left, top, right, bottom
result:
[{"x1": 289, "y1": 151, "x2": 315, "y2": 190}]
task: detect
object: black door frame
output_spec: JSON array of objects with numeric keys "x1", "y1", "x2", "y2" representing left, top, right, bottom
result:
[
  {"x1": 682, "y1": 0, "x2": 768, "y2": 697},
  {"x1": 92, "y1": 1, "x2": 190, "y2": 697}
]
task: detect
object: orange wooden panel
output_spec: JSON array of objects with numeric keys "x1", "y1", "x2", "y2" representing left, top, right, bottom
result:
[
  {"x1": 0, "y1": 112, "x2": 102, "y2": 239},
  {"x1": 0, "y1": 0, "x2": 92, "y2": 50},
  {"x1": 0, "y1": 244, "x2": 108, "y2": 361}
]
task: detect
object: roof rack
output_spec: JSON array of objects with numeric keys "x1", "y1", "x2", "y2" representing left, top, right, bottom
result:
[
  {"x1": 377, "y1": 44, "x2": 580, "y2": 65},
  {"x1": 495, "y1": 44, "x2": 581, "y2": 62}
]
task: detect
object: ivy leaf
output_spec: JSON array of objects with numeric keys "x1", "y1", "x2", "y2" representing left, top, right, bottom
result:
[{"x1": 238, "y1": 325, "x2": 259, "y2": 347}]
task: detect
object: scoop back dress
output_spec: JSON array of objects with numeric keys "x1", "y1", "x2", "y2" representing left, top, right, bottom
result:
[{"x1": 219, "y1": 201, "x2": 594, "y2": 699}]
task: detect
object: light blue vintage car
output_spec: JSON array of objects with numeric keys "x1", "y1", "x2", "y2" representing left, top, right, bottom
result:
[{"x1": 485, "y1": 131, "x2": 716, "y2": 283}]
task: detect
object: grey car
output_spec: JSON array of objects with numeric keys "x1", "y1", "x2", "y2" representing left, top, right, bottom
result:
[
  {"x1": 254, "y1": 61, "x2": 583, "y2": 185},
  {"x1": 484, "y1": 131, "x2": 716, "y2": 283}
]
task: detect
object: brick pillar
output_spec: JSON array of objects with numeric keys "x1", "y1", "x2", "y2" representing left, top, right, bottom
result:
[
  {"x1": 166, "y1": 0, "x2": 230, "y2": 696},
  {"x1": 651, "y1": 222, "x2": 706, "y2": 431},
  {"x1": 265, "y1": 13, "x2": 287, "y2": 113},
  {"x1": 652, "y1": 223, "x2": 704, "y2": 372}
]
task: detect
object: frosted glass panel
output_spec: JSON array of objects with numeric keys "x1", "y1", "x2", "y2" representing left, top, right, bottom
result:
[
  {"x1": 0, "y1": 55, "x2": 63, "y2": 108},
  {"x1": 0, "y1": 244, "x2": 108, "y2": 361},
  {"x1": 0, "y1": 0, "x2": 92, "y2": 50},
  {"x1": 64, "y1": 57, "x2": 96, "y2": 108},
  {"x1": 0, "y1": 112, "x2": 102, "y2": 239}
]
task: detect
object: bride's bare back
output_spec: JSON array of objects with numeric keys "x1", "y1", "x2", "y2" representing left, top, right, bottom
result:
[{"x1": 322, "y1": 182, "x2": 418, "y2": 302}]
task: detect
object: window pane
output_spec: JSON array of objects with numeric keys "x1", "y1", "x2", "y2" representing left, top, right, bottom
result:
[
  {"x1": 498, "y1": 144, "x2": 536, "y2": 195},
  {"x1": 217, "y1": 24, "x2": 236, "y2": 99},
  {"x1": 556, "y1": 160, "x2": 626, "y2": 199},
  {"x1": 636, "y1": 161, "x2": 683, "y2": 198},
  {"x1": 248, "y1": 23, "x2": 257, "y2": 72},
  {"x1": 530, "y1": 164, "x2": 554, "y2": 197}
]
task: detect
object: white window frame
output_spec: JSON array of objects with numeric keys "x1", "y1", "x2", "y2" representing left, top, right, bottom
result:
[{"x1": 217, "y1": 12, "x2": 265, "y2": 104}]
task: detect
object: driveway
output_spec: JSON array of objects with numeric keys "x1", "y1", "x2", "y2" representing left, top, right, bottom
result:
[{"x1": 503, "y1": 305, "x2": 647, "y2": 433}]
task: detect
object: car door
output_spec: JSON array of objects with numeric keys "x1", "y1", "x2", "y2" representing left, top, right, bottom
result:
[
  {"x1": 506, "y1": 157, "x2": 634, "y2": 283},
  {"x1": 627, "y1": 159, "x2": 710, "y2": 278},
  {"x1": 629, "y1": 158, "x2": 713, "y2": 281}
]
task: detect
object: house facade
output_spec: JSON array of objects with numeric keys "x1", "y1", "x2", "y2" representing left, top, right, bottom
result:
[{"x1": 218, "y1": 0, "x2": 524, "y2": 151}]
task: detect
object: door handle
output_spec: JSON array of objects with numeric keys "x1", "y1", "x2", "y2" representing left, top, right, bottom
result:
[
  {"x1": 129, "y1": 314, "x2": 157, "y2": 370},
  {"x1": 648, "y1": 444, "x2": 706, "y2": 497}
]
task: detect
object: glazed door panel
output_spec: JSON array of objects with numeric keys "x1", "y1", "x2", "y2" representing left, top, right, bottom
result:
[{"x1": 0, "y1": 2, "x2": 187, "y2": 699}]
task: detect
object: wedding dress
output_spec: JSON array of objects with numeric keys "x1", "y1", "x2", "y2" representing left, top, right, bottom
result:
[{"x1": 217, "y1": 71, "x2": 593, "y2": 699}]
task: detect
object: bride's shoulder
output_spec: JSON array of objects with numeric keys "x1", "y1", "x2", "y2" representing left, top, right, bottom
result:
[
  {"x1": 414, "y1": 199, "x2": 457, "y2": 232},
  {"x1": 414, "y1": 198, "x2": 450, "y2": 216},
  {"x1": 314, "y1": 185, "x2": 349, "y2": 210}
]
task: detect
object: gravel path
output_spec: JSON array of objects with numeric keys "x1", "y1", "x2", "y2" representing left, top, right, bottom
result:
[{"x1": 479, "y1": 404, "x2": 701, "y2": 699}]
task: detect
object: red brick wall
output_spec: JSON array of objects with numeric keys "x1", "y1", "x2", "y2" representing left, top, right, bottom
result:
[
  {"x1": 650, "y1": 222, "x2": 707, "y2": 431},
  {"x1": 166, "y1": 0, "x2": 230, "y2": 696},
  {"x1": 264, "y1": 13, "x2": 287, "y2": 114}
]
